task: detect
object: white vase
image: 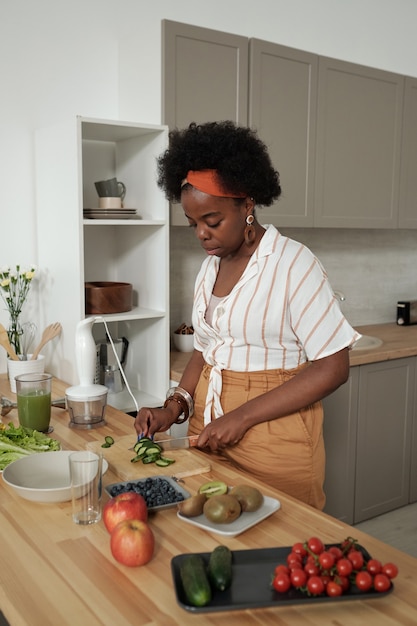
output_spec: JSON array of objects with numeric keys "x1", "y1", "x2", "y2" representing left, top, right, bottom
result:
[{"x1": 7, "y1": 355, "x2": 46, "y2": 394}]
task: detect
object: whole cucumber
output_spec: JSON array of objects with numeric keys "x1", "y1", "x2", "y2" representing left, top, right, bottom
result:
[
  {"x1": 208, "y1": 545, "x2": 233, "y2": 591},
  {"x1": 179, "y1": 555, "x2": 212, "y2": 607}
]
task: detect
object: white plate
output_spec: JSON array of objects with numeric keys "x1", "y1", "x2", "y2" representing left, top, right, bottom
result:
[
  {"x1": 177, "y1": 495, "x2": 280, "y2": 537},
  {"x1": 2, "y1": 451, "x2": 109, "y2": 503},
  {"x1": 84, "y1": 212, "x2": 140, "y2": 220},
  {"x1": 84, "y1": 208, "x2": 137, "y2": 213}
]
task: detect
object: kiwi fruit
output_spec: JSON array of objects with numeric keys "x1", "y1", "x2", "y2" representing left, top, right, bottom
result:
[
  {"x1": 229, "y1": 485, "x2": 264, "y2": 512},
  {"x1": 203, "y1": 494, "x2": 241, "y2": 524},
  {"x1": 177, "y1": 493, "x2": 207, "y2": 517},
  {"x1": 198, "y1": 480, "x2": 228, "y2": 498}
]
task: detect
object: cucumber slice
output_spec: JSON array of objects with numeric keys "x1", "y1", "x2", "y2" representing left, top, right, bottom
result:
[
  {"x1": 140, "y1": 439, "x2": 159, "y2": 447},
  {"x1": 142, "y1": 453, "x2": 162, "y2": 464},
  {"x1": 130, "y1": 451, "x2": 148, "y2": 463},
  {"x1": 133, "y1": 439, "x2": 156, "y2": 453},
  {"x1": 155, "y1": 457, "x2": 176, "y2": 467},
  {"x1": 133, "y1": 444, "x2": 149, "y2": 456},
  {"x1": 144, "y1": 445, "x2": 163, "y2": 456}
]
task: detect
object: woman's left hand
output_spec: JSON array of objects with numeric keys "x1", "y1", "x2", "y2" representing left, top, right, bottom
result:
[{"x1": 197, "y1": 411, "x2": 248, "y2": 451}]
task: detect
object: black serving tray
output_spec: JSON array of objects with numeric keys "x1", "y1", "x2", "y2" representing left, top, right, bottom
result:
[{"x1": 171, "y1": 544, "x2": 393, "y2": 613}]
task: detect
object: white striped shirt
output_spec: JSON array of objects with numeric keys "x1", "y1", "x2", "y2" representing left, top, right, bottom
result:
[{"x1": 191, "y1": 224, "x2": 359, "y2": 423}]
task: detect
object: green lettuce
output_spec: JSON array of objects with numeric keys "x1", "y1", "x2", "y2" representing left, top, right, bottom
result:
[{"x1": 0, "y1": 423, "x2": 60, "y2": 470}]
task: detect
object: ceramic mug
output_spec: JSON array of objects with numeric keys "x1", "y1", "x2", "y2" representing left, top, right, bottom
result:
[
  {"x1": 94, "y1": 178, "x2": 126, "y2": 199},
  {"x1": 98, "y1": 197, "x2": 122, "y2": 209}
]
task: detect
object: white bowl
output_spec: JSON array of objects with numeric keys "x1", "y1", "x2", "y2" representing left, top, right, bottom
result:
[
  {"x1": 173, "y1": 333, "x2": 194, "y2": 352},
  {"x1": 2, "y1": 450, "x2": 108, "y2": 503}
]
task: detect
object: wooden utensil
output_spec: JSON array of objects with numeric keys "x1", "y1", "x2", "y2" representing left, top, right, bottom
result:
[
  {"x1": 0, "y1": 323, "x2": 19, "y2": 361},
  {"x1": 31, "y1": 322, "x2": 62, "y2": 360}
]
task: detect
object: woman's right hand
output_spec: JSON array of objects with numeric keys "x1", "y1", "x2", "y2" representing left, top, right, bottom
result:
[{"x1": 134, "y1": 405, "x2": 177, "y2": 438}]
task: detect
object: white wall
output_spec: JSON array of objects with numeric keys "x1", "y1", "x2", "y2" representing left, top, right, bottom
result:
[{"x1": 2, "y1": 0, "x2": 417, "y2": 371}]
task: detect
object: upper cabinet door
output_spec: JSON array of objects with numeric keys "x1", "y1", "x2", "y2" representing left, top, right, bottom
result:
[
  {"x1": 315, "y1": 58, "x2": 404, "y2": 228},
  {"x1": 249, "y1": 39, "x2": 318, "y2": 227},
  {"x1": 399, "y1": 78, "x2": 417, "y2": 228},
  {"x1": 162, "y1": 20, "x2": 249, "y2": 225}
]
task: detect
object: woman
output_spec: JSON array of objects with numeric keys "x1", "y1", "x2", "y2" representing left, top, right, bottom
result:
[{"x1": 135, "y1": 121, "x2": 359, "y2": 509}]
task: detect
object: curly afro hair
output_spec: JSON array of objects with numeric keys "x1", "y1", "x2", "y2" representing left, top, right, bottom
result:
[{"x1": 156, "y1": 120, "x2": 281, "y2": 206}]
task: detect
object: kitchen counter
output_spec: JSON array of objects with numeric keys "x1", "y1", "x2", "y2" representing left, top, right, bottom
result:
[
  {"x1": 349, "y1": 322, "x2": 417, "y2": 366},
  {"x1": 1, "y1": 375, "x2": 417, "y2": 625},
  {"x1": 170, "y1": 323, "x2": 417, "y2": 380}
]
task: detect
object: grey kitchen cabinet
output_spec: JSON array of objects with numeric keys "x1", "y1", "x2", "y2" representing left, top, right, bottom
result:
[
  {"x1": 323, "y1": 367, "x2": 359, "y2": 525},
  {"x1": 399, "y1": 77, "x2": 417, "y2": 228},
  {"x1": 323, "y1": 357, "x2": 415, "y2": 524},
  {"x1": 354, "y1": 357, "x2": 414, "y2": 523},
  {"x1": 164, "y1": 21, "x2": 417, "y2": 230},
  {"x1": 249, "y1": 39, "x2": 318, "y2": 227},
  {"x1": 410, "y1": 357, "x2": 417, "y2": 502},
  {"x1": 314, "y1": 57, "x2": 404, "y2": 228},
  {"x1": 162, "y1": 20, "x2": 248, "y2": 226}
]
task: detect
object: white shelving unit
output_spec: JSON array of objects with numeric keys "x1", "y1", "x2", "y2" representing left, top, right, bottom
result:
[{"x1": 36, "y1": 117, "x2": 169, "y2": 412}]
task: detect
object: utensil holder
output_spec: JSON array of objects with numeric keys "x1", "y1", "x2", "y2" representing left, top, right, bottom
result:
[{"x1": 7, "y1": 355, "x2": 45, "y2": 394}]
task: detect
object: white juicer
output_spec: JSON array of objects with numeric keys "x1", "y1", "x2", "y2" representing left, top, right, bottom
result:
[{"x1": 65, "y1": 317, "x2": 108, "y2": 428}]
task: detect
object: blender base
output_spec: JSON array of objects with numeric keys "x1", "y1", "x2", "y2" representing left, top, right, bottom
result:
[{"x1": 68, "y1": 419, "x2": 106, "y2": 429}]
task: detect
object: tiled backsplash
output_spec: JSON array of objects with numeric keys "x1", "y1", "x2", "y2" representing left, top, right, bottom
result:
[{"x1": 170, "y1": 226, "x2": 417, "y2": 333}]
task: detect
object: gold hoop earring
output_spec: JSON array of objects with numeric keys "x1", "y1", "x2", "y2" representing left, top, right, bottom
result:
[{"x1": 244, "y1": 214, "x2": 255, "y2": 245}]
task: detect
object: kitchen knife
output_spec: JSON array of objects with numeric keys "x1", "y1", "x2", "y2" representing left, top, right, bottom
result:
[{"x1": 155, "y1": 435, "x2": 199, "y2": 450}]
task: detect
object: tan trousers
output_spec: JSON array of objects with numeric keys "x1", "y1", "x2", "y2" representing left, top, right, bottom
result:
[{"x1": 187, "y1": 363, "x2": 326, "y2": 510}]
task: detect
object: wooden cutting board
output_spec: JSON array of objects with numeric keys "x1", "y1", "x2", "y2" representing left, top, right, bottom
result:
[{"x1": 87, "y1": 435, "x2": 211, "y2": 482}]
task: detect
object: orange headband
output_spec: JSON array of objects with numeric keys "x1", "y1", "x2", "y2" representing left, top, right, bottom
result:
[{"x1": 181, "y1": 169, "x2": 246, "y2": 198}]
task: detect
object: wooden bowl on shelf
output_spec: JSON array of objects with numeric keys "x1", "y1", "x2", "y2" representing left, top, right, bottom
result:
[{"x1": 85, "y1": 281, "x2": 132, "y2": 314}]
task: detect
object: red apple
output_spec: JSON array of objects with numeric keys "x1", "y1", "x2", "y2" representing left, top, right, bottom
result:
[
  {"x1": 110, "y1": 519, "x2": 155, "y2": 567},
  {"x1": 103, "y1": 492, "x2": 147, "y2": 533}
]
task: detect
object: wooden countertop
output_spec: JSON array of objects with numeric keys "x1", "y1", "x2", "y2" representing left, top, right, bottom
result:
[
  {"x1": 1, "y1": 374, "x2": 417, "y2": 625},
  {"x1": 171, "y1": 323, "x2": 417, "y2": 380}
]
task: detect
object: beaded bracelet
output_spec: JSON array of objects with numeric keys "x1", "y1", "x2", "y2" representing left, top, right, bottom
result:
[
  {"x1": 166, "y1": 386, "x2": 194, "y2": 419},
  {"x1": 163, "y1": 396, "x2": 188, "y2": 424}
]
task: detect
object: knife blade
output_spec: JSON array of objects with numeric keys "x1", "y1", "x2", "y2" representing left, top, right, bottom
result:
[{"x1": 155, "y1": 435, "x2": 199, "y2": 450}]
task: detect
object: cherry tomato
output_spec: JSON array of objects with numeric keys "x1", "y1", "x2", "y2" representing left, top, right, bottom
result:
[
  {"x1": 272, "y1": 572, "x2": 291, "y2": 593},
  {"x1": 318, "y1": 551, "x2": 335, "y2": 571},
  {"x1": 288, "y1": 562, "x2": 304, "y2": 573},
  {"x1": 307, "y1": 575, "x2": 325, "y2": 596},
  {"x1": 382, "y1": 563, "x2": 399, "y2": 580},
  {"x1": 304, "y1": 561, "x2": 320, "y2": 577},
  {"x1": 328, "y1": 546, "x2": 343, "y2": 561},
  {"x1": 287, "y1": 552, "x2": 303, "y2": 566},
  {"x1": 292, "y1": 542, "x2": 307, "y2": 558},
  {"x1": 326, "y1": 580, "x2": 343, "y2": 597},
  {"x1": 307, "y1": 537, "x2": 325, "y2": 555},
  {"x1": 348, "y1": 549, "x2": 364, "y2": 571},
  {"x1": 337, "y1": 575, "x2": 350, "y2": 592},
  {"x1": 290, "y1": 568, "x2": 308, "y2": 589},
  {"x1": 321, "y1": 574, "x2": 331, "y2": 587},
  {"x1": 274, "y1": 564, "x2": 290, "y2": 577},
  {"x1": 374, "y1": 573, "x2": 392, "y2": 593},
  {"x1": 366, "y1": 558, "x2": 382, "y2": 575},
  {"x1": 336, "y1": 558, "x2": 353, "y2": 577},
  {"x1": 355, "y1": 570, "x2": 373, "y2": 592},
  {"x1": 341, "y1": 537, "x2": 356, "y2": 552}
]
